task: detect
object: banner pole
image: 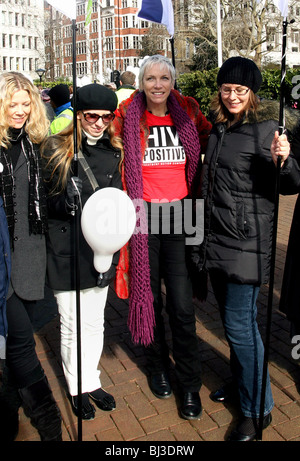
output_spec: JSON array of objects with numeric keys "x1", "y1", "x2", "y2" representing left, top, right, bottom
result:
[
  {"x1": 257, "y1": 17, "x2": 289, "y2": 441},
  {"x1": 71, "y1": 18, "x2": 83, "y2": 442}
]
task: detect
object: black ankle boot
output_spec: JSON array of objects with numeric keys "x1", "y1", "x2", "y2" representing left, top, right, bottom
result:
[
  {"x1": 19, "y1": 375, "x2": 62, "y2": 441},
  {"x1": 0, "y1": 366, "x2": 22, "y2": 441}
]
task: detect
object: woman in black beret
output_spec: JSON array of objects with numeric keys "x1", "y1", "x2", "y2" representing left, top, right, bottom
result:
[
  {"x1": 191, "y1": 57, "x2": 300, "y2": 441},
  {"x1": 42, "y1": 84, "x2": 123, "y2": 420}
]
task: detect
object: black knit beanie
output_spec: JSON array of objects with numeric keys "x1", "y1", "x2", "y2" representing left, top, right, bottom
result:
[
  {"x1": 217, "y1": 57, "x2": 262, "y2": 93},
  {"x1": 76, "y1": 84, "x2": 118, "y2": 112},
  {"x1": 48, "y1": 84, "x2": 70, "y2": 107}
]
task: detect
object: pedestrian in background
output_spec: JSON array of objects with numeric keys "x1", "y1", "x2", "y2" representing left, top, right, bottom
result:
[
  {"x1": 49, "y1": 83, "x2": 73, "y2": 134},
  {"x1": 116, "y1": 70, "x2": 136, "y2": 106}
]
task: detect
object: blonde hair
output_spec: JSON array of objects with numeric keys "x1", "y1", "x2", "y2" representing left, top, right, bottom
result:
[
  {"x1": 0, "y1": 72, "x2": 50, "y2": 148},
  {"x1": 42, "y1": 116, "x2": 124, "y2": 194},
  {"x1": 210, "y1": 89, "x2": 259, "y2": 124}
]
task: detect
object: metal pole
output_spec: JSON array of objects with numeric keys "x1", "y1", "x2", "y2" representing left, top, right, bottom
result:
[
  {"x1": 216, "y1": 0, "x2": 222, "y2": 67},
  {"x1": 72, "y1": 18, "x2": 83, "y2": 442},
  {"x1": 257, "y1": 18, "x2": 288, "y2": 441}
]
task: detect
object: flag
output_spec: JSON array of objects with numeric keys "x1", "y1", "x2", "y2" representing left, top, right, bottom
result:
[
  {"x1": 273, "y1": 0, "x2": 289, "y2": 17},
  {"x1": 137, "y1": 0, "x2": 174, "y2": 37},
  {"x1": 46, "y1": 0, "x2": 76, "y2": 20},
  {"x1": 85, "y1": 0, "x2": 93, "y2": 27}
]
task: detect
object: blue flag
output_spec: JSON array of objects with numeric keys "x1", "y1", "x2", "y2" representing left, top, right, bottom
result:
[{"x1": 137, "y1": 0, "x2": 174, "y2": 37}]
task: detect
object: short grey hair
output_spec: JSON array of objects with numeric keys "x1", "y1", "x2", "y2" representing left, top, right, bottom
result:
[{"x1": 139, "y1": 55, "x2": 176, "y2": 90}]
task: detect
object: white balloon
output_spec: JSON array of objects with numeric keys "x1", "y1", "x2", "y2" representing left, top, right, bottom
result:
[{"x1": 81, "y1": 188, "x2": 136, "y2": 273}]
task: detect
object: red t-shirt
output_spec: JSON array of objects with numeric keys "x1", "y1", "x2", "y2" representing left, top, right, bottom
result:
[{"x1": 142, "y1": 110, "x2": 188, "y2": 202}]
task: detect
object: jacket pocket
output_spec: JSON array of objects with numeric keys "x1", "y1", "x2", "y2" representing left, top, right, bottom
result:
[{"x1": 235, "y1": 199, "x2": 249, "y2": 239}]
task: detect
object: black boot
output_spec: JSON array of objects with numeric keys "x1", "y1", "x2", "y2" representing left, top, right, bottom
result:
[
  {"x1": 19, "y1": 375, "x2": 62, "y2": 441},
  {"x1": 0, "y1": 366, "x2": 22, "y2": 441}
]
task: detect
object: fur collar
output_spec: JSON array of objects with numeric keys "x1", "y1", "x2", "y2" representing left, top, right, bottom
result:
[{"x1": 246, "y1": 99, "x2": 300, "y2": 135}]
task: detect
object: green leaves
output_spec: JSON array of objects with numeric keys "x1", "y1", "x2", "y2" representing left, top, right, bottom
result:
[{"x1": 176, "y1": 67, "x2": 300, "y2": 115}]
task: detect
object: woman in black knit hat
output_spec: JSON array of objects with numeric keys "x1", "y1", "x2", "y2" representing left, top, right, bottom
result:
[{"x1": 192, "y1": 57, "x2": 300, "y2": 441}]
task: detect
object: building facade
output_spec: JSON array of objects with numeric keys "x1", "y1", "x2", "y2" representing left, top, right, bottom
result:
[
  {"x1": 0, "y1": 0, "x2": 45, "y2": 81},
  {"x1": 1, "y1": 0, "x2": 299, "y2": 85},
  {"x1": 45, "y1": 0, "x2": 172, "y2": 84}
]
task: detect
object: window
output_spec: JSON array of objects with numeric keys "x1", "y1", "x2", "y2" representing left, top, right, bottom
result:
[
  {"x1": 92, "y1": 1, "x2": 97, "y2": 13},
  {"x1": 77, "y1": 61, "x2": 87, "y2": 75},
  {"x1": 92, "y1": 60, "x2": 99, "y2": 74},
  {"x1": 77, "y1": 41, "x2": 87, "y2": 55},
  {"x1": 106, "y1": 37, "x2": 113, "y2": 50},
  {"x1": 77, "y1": 22, "x2": 85, "y2": 35},
  {"x1": 105, "y1": 17, "x2": 113, "y2": 30},
  {"x1": 65, "y1": 25, "x2": 72, "y2": 38},
  {"x1": 92, "y1": 39, "x2": 98, "y2": 53},
  {"x1": 123, "y1": 36, "x2": 129, "y2": 49},
  {"x1": 122, "y1": 16, "x2": 128, "y2": 28},
  {"x1": 91, "y1": 20, "x2": 98, "y2": 33},
  {"x1": 133, "y1": 36, "x2": 139, "y2": 49},
  {"x1": 77, "y1": 2, "x2": 85, "y2": 16},
  {"x1": 65, "y1": 44, "x2": 72, "y2": 56}
]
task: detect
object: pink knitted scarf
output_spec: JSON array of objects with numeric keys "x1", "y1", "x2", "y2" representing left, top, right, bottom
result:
[{"x1": 123, "y1": 90, "x2": 201, "y2": 346}]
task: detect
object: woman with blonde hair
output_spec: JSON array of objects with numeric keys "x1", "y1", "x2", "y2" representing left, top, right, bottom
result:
[
  {"x1": 42, "y1": 83, "x2": 123, "y2": 420},
  {"x1": 0, "y1": 72, "x2": 62, "y2": 441}
]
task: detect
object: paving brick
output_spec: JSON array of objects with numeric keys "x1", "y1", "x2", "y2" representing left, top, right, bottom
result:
[
  {"x1": 4, "y1": 195, "x2": 300, "y2": 442},
  {"x1": 110, "y1": 407, "x2": 145, "y2": 440}
]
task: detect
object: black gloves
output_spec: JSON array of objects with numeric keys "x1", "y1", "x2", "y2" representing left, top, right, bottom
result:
[
  {"x1": 97, "y1": 264, "x2": 116, "y2": 288},
  {"x1": 65, "y1": 176, "x2": 83, "y2": 214}
]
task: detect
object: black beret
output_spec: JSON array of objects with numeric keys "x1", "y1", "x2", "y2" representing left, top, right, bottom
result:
[
  {"x1": 48, "y1": 84, "x2": 70, "y2": 106},
  {"x1": 217, "y1": 57, "x2": 262, "y2": 94},
  {"x1": 76, "y1": 83, "x2": 118, "y2": 112}
]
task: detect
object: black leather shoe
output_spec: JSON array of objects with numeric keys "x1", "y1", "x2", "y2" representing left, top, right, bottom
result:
[
  {"x1": 210, "y1": 382, "x2": 238, "y2": 403},
  {"x1": 149, "y1": 372, "x2": 172, "y2": 399},
  {"x1": 88, "y1": 388, "x2": 116, "y2": 411},
  {"x1": 70, "y1": 393, "x2": 95, "y2": 420},
  {"x1": 180, "y1": 392, "x2": 202, "y2": 420},
  {"x1": 227, "y1": 413, "x2": 272, "y2": 441}
]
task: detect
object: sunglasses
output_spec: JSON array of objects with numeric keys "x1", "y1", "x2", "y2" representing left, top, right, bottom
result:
[{"x1": 81, "y1": 112, "x2": 115, "y2": 124}]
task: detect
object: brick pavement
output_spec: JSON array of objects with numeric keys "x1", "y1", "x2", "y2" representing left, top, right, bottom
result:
[{"x1": 10, "y1": 194, "x2": 300, "y2": 442}]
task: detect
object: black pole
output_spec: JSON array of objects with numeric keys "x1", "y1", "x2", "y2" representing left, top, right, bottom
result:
[
  {"x1": 257, "y1": 18, "x2": 288, "y2": 441},
  {"x1": 169, "y1": 37, "x2": 177, "y2": 89},
  {"x1": 71, "y1": 18, "x2": 83, "y2": 442}
]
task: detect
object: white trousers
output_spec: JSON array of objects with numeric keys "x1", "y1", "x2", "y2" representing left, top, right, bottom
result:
[{"x1": 54, "y1": 286, "x2": 108, "y2": 396}]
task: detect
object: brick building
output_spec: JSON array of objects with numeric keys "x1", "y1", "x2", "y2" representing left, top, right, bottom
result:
[{"x1": 45, "y1": 0, "x2": 173, "y2": 84}]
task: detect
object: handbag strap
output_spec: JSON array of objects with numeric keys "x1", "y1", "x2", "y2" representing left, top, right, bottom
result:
[{"x1": 78, "y1": 150, "x2": 99, "y2": 192}]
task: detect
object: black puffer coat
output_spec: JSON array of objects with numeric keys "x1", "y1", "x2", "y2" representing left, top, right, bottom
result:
[
  {"x1": 194, "y1": 100, "x2": 300, "y2": 285},
  {"x1": 43, "y1": 132, "x2": 122, "y2": 291},
  {"x1": 279, "y1": 123, "x2": 300, "y2": 327}
]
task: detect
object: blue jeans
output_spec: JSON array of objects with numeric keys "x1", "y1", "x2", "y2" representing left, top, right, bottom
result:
[{"x1": 210, "y1": 272, "x2": 274, "y2": 418}]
